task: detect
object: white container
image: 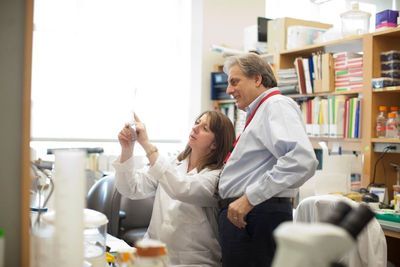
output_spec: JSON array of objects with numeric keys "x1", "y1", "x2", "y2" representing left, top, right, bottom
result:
[
  {"x1": 135, "y1": 239, "x2": 169, "y2": 267},
  {"x1": 286, "y1": 25, "x2": 327, "y2": 50},
  {"x1": 340, "y1": 2, "x2": 371, "y2": 36},
  {"x1": 42, "y1": 208, "x2": 108, "y2": 267}
]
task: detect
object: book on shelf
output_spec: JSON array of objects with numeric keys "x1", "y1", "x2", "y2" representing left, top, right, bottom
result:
[
  {"x1": 333, "y1": 52, "x2": 363, "y2": 92},
  {"x1": 277, "y1": 68, "x2": 299, "y2": 95},
  {"x1": 302, "y1": 57, "x2": 313, "y2": 94},
  {"x1": 299, "y1": 95, "x2": 361, "y2": 138},
  {"x1": 293, "y1": 53, "x2": 335, "y2": 94},
  {"x1": 294, "y1": 57, "x2": 307, "y2": 94}
]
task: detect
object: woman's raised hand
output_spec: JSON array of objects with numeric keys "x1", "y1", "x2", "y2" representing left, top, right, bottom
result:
[{"x1": 133, "y1": 113, "x2": 149, "y2": 146}]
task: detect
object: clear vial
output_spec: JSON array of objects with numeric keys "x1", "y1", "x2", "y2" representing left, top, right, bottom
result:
[
  {"x1": 386, "y1": 112, "x2": 398, "y2": 138},
  {"x1": 376, "y1": 105, "x2": 387, "y2": 138}
]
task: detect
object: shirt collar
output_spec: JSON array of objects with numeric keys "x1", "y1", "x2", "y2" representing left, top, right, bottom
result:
[{"x1": 245, "y1": 87, "x2": 280, "y2": 118}]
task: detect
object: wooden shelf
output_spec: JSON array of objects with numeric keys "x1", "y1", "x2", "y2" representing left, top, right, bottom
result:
[
  {"x1": 372, "y1": 27, "x2": 400, "y2": 37},
  {"x1": 309, "y1": 136, "x2": 362, "y2": 151},
  {"x1": 286, "y1": 89, "x2": 363, "y2": 99},
  {"x1": 371, "y1": 138, "x2": 400, "y2": 144},
  {"x1": 280, "y1": 34, "x2": 364, "y2": 55},
  {"x1": 372, "y1": 86, "x2": 400, "y2": 93}
]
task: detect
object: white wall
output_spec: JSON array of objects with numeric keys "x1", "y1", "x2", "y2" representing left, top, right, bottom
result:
[{"x1": 195, "y1": 0, "x2": 265, "y2": 115}]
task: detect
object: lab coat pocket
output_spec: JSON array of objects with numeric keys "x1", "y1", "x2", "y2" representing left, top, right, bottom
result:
[{"x1": 178, "y1": 250, "x2": 216, "y2": 266}]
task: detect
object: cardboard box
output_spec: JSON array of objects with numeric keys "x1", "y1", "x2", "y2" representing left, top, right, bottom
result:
[{"x1": 267, "y1": 17, "x2": 332, "y2": 54}]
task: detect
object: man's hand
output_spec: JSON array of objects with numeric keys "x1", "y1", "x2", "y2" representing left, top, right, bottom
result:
[{"x1": 227, "y1": 195, "x2": 254, "y2": 228}]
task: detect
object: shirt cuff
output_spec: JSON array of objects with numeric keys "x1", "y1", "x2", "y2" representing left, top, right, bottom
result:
[
  {"x1": 112, "y1": 156, "x2": 134, "y2": 172},
  {"x1": 245, "y1": 173, "x2": 274, "y2": 206},
  {"x1": 147, "y1": 155, "x2": 169, "y2": 180}
]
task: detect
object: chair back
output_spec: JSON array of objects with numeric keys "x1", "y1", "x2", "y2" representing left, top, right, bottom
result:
[
  {"x1": 120, "y1": 196, "x2": 154, "y2": 229},
  {"x1": 87, "y1": 175, "x2": 121, "y2": 236}
]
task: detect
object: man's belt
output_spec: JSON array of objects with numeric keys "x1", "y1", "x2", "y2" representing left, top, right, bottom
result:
[{"x1": 218, "y1": 197, "x2": 291, "y2": 209}]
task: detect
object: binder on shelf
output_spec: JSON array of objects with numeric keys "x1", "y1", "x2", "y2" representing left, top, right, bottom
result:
[
  {"x1": 321, "y1": 53, "x2": 334, "y2": 92},
  {"x1": 302, "y1": 58, "x2": 313, "y2": 94},
  {"x1": 294, "y1": 57, "x2": 307, "y2": 94}
]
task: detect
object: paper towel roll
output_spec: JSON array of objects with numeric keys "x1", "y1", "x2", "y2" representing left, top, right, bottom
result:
[{"x1": 54, "y1": 149, "x2": 86, "y2": 267}]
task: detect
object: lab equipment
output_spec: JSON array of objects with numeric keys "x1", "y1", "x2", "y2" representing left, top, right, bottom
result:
[
  {"x1": 54, "y1": 149, "x2": 86, "y2": 267},
  {"x1": 273, "y1": 201, "x2": 375, "y2": 267},
  {"x1": 135, "y1": 239, "x2": 169, "y2": 267},
  {"x1": 390, "y1": 163, "x2": 400, "y2": 203},
  {"x1": 30, "y1": 162, "x2": 54, "y2": 227},
  {"x1": 340, "y1": 2, "x2": 371, "y2": 36},
  {"x1": 42, "y1": 208, "x2": 109, "y2": 267},
  {"x1": 376, "y1": 106, "x2": 387, "y2": 138},
  {"x1": 386, "y1": 112, "x2": 398, "y2": 138},
  {"x1": 83, "y1": 209, "x2": 109, "y2": 267}
]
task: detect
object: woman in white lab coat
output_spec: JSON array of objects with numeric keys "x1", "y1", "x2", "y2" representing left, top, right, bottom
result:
[{"x1": 113, "y1": 111, "x2": 235, "y2": 267}]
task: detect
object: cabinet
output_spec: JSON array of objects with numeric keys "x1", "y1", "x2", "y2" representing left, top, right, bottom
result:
[{"x1": 276, "y1": 28, "x2": 400, "y2": 195}]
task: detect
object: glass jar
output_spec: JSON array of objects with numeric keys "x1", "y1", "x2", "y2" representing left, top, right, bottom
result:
[{"x1": 340, "y1": 2, "x2": 371, "y2": 36}]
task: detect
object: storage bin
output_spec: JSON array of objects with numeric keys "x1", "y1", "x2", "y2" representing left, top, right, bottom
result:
[
  {"x1": 372, "y1": 77, "x2": 400, "y2": 88},
  {"x1": 267, "y1": 17, "x2": 331, "y2": 54},
  {"x1": 376, "y1": 9, "x2": 399, "y2": 29},
  {"x1": 381, "y1": 50, "x2": 400, "y2": 61},
  {"x1": 381, "y1": 60, "x2": 400, "y2": 71},
  {"x1": 381, "y1": 70, "x2": 400, "y2": 79}
]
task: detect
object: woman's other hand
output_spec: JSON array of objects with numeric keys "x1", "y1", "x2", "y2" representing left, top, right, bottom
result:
[{"x1": 118, "y1": 124, "x2": 136, "y2": 162}]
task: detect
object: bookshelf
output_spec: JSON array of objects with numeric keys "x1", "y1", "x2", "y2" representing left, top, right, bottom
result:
[
  {"x1": 211, "y1": 28, "x2": 400, "y2": 193},
  {"x1": 276, "y1": 27, "x2": 400, "y2": 194}
]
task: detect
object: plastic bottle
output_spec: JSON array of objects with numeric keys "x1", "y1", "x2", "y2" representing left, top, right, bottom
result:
[
  {"x1": 134, "y1": 239, "x2": 168, "y2": 267},
  {"x1": 0, "y1": 228, "x2": 4, "y2": 267},
  {"x1": 376, "y1": 105, "x2": 387, "y2": 138},
  {"x1": 390, "y1": 106, "x2": 400, "y2": 137},
  {"x1": 386, "y1": 112, "x2": 398, "y2": 138}
]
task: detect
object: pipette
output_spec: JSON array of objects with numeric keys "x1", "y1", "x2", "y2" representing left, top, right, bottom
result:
[
  {"x1": 127, "y1": 88, "x2": 138, "y2": 140},
  {"x1": 129, "y1": 88, "x2": 138, "y2": 129}
]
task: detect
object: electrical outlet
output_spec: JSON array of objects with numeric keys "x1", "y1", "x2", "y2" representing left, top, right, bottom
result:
[{"x1": 373, "y1": 143, "x2": 400, "y2": 153}]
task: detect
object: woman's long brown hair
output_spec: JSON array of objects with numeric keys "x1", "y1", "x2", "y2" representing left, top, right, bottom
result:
[{"x1": 177, "y1": 111, "x2": 235, "y2": 171}]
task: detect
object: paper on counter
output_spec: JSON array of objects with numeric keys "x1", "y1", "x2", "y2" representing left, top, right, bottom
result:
[{"x1": 106, "y1": 234, "x2": 136, "y2": 253}]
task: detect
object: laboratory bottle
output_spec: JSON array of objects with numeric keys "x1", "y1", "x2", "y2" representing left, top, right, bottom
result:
[
  {"x1": 0, "y1": 228, "x2": 4, "y2": 267},
  {"x1": 134, "y1": 239, "x2": 168, "y2": 267},
  {"x1": 390, "y1": 106, "x2": 400, "y2": 137},
  {"x1": 376, "y1": 105, "x2": 387, "y2": 138},
  {"x1": 386, "y1": 112, "x2": 398, "y2": 138}
]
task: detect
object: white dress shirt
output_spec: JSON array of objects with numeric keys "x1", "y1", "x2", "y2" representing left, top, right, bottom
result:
[
  {"x1": 219, "y1": 88, "x2": 319, "y2": 206},
  {"x1": 113, "y1": 155, "x2": 221, "y2": 267}
]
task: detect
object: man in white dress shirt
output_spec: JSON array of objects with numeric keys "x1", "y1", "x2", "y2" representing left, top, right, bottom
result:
[{"x1": 218, "y1": 53, "x2": 318, "y2": 267}]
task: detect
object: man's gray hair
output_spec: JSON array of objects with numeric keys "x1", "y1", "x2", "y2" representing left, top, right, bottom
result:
[{"x1": 223, "y1": 53, "x2": 277, "y2": 88}]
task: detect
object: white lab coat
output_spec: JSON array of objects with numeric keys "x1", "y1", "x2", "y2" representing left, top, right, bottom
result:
[
  {"x1": 113, "y1": 155, "x2": 221, "y2": 267},
  {"x1": 294, "y1": 195, "x2": 387, "y2": 267}
]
